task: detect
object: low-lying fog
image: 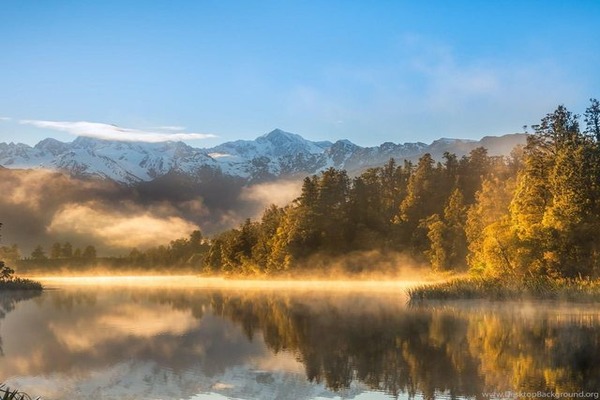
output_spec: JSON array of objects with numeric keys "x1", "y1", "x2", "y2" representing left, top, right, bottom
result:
[
  {"x1": 33, "y1": 275, "x2": 428, "y2": 293},
  {"x1": 0, "y1": 168, "x2": 302, "y2": 255}
]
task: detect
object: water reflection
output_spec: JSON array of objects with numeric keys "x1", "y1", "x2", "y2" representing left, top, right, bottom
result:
[
  {"x1": 0, "y1": 290, "x2": 42, "y2": 356},
  {"x1": 1, "y1": 283, "x2": 600, "y2": 399}
]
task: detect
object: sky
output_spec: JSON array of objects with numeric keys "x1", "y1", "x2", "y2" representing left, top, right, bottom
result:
[{"x1": 1, "y1": 1, "x2": 599, "y2": 147}]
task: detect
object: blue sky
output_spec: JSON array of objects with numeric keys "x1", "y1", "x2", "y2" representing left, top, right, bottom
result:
[{"x1": 1, "y1": 1, "x2": 599, "y2": 147}]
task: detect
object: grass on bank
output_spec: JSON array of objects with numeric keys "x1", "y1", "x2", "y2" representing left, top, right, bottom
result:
[
  {"x1": 0, "y1": 264, "x2": 43, "y2": 291},
  {"x1": 0, "y1": 277, "x2": 43, "y2": 291},
  {"x1": 0, "y1": 384, "x2": 39, "y2": 400},
  {"x1": 408, "y1": 276, "x2": 600, "y2": 302}
]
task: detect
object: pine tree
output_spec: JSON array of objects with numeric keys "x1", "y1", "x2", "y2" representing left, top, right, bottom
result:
[
  {"x1": 458, "y1": 147, "x2": 491, "y2": 204},
  {"x1": 82, "y1": 245, "x2": 97, "y2": 259},
  {"x1": 62, "y1": 242, "x2": 73, "y2": 259},
  {"x1": 252, "y1": 205, "x2": 284, "y2": 270},
  {"x1": 507, "y1": 104, "x2": 598, "y2": 278},
  {"x1": 50, "y1": 242, "x2": 62, "y2": 259},
  {"x1": 397, "y1": 153, "x2": 444, "y2": 252},
  {"x1": 424, "y1": 189, "x2": 468, "y2": 271},
  {"x1": 348, "y1": 173, "x2": 384, "y2": 249},
  {"x1": 31, "y1": 245, "x2": 47, "y2": 261},
  {"x1": 465, "y1": 177, "x2": 516, "y2": 276},
  {"x1": 584, "y1": 98, "x2": 600, "y2": 141},
  {"x1": 316, "y1": 168, "x2": 351, "y2": 252}
]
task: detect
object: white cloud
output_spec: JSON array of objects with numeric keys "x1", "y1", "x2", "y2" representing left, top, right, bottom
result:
[
  {"x1": 0, "y1": 117, "x2": 11, "y2": 121},
  {"x1": 154, "y1": 125, "x2": 186, "y2": 131},
  {"x1": 19, "y1": 120, "x2": 216, "y2": 143},
  {"x1": 47, "y1": 202, "x2": 199, "y2": 249}
]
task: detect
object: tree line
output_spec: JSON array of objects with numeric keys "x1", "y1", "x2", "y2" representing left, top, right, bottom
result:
[
  {"x1": 201, "y1": 99, "x2": 600, "y2": 279},
  {"x1": 16, "y1": 233, "x2": 209, "y2": 272}
]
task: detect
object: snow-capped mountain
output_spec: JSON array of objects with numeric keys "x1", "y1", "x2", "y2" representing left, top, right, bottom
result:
[
  {"x1": 0, "y1": 136, "x2": 218, "y2": 184},
  {"x1": 0, "y1": 129, "x2": 527, "y2": 185}
]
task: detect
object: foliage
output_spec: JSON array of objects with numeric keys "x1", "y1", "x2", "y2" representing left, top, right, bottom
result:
[
  {"x1": 0, "y1": 259, "x2": 42, "y2": 290},
  {"x1": 200, "y1": 146, "x2": 506, "y2": 275}
]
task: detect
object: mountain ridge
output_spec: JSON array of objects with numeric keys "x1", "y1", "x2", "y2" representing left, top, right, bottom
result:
[{"x1": 0, "y1": 129, "x2": 527, "y2": 185}]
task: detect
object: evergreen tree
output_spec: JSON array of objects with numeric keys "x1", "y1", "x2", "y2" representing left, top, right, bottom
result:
[
  {"x1": 397, "y1": 153, "x2": 444, "y2": 251},
  {"x1": 290, "y1": 175, "x2": 322, "y2": 253},
  {"x1": 62, "y1": 242, "x2": 73, "y2": 259},
  {"x1": 348, "y1": 173, "x2": 384, "y2": 249},
  {"x1": 50, "y1": 242, "x2": 62, "y2": 259},
  {"x1": 424, "y1": 189, "x2": 468, "y2": 271},
  {"x1": 31, "y1": 245, "x2": 47, "y2": 261},
  {"x1": 507, "y1": 104, "x2": 599, "y2": 278},
  {"x1": 252, "y1": 205, "x2": 284, "y2": 271},
  {"x1": 442, "y1": 188, "x2": 468, "y2": 269},
  {"x1": 584, "y1": 98, "x2": 600, "y2": 141},
  {"x1": 316, "y1": 168, "x2": 351, "y2": 252},
  {"x1": 465, "y1": 177, "x2": 516, "y2": 277},
  {"x1": 267, "y1": 208, "x2": 297, "y2": 271},
  {"x1": 457, "y1": 147, "x2": 491, "y2": 204},
  {"x1": 82, "y1": 245, "x2": 97, "y2": 259}
]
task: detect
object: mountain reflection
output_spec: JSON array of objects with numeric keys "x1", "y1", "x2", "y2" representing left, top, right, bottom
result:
[{"x1": 2, "y1": 286, "x2": 600, "y2": 399}]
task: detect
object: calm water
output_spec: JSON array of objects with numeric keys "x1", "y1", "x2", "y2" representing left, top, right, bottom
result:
[{"x1": 1, "y1": 277, "x2": 599, "y2": 400}]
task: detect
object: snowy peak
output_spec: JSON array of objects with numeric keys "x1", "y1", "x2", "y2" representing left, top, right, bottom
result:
[
  {"x1": 325, "y1": 140, "x2": 360, "y2": 167},
  {"x1": 210, "y1": 128, "x2": 325, "y2": 160},
  {"x1": 257, "y1": 128, "x2": 314, "y2": 149},
  {"x1": 0, "y1": 131, "x2": 528, "y2": 185},
  {"x1": 0, "y1": 141, "x2": 50, "y2": 167},
  {"x1": 204, "y1": 129, "x2": 327, "y2": 180},
  {"x1": 255, "y1": 128, "x2": 325, "y2": 157},
  {"x1": 34, "y1": 137, "x2": 69, "y2": 155},
  {"x1": 0, "y1": 136, "x2": 218, "y2": 184},
  {"x1": 258, "y1": 128, "x2": 301, "y2": 142}
]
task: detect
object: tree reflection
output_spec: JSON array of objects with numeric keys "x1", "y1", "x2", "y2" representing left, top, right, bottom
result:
[
  {"x1": 0, "y1": 290, "x2": 41, "y2": 355},
  {"x1": 3, "y1": 287, "x2": 600, "y2": 399},
  {"x1": 213, "y1": 294, "x2": 600, "y2": 398}
]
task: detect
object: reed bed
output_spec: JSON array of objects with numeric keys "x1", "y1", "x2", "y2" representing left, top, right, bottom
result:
[
  {"x1": 408, "y1": 276, "x2": 600, "y2": 302},
  {"x1": 0, "y1": 277, "x2": 43, "y2": 291}
]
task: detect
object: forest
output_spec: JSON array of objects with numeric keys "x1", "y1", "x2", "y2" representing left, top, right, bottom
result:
[
  {"x1": 199, "y1": 100, "x2": 600, "y2": 282},
  {"x1": 9, "y1": 100, "x2": 600, "y2": 284}
]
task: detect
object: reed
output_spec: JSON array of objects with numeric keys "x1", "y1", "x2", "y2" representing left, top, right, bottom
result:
[
  {"x1": 0, "y1": 384, "x2": 40, "y2": 400},
  {"x1": 0, "y1": 277, "x2": 43, "y2": 291},
  {"x1": 408, "y1": 276, "x2": 600, "y2": 302}
]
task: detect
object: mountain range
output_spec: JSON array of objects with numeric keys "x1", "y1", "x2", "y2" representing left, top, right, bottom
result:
[
  {"x1": 0, "y1": 129, "x2": 527, "y2": 252},
  {"x1": 0, "y1": 129, "x2": 527, "y2": 185}
]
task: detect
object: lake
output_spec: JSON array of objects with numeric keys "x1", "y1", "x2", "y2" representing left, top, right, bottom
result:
[{"x1": 1, "y1": 276, "x2": 599, "y2": 400}]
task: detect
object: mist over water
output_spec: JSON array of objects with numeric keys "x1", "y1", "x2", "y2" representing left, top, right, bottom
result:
[{"x1": 1, "y1": 277, "x2": 599, "y2": 399}]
